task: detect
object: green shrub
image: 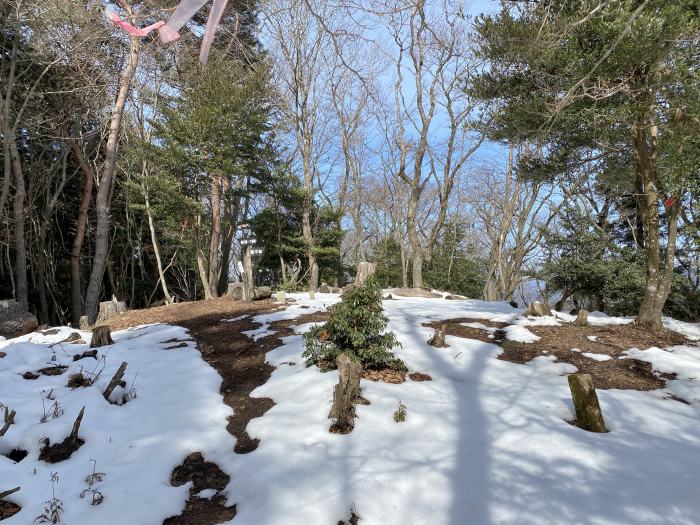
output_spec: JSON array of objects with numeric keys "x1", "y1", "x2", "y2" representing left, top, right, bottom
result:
[{"x1": 303, "y1": 277, "x2": 404, "y2": 371}]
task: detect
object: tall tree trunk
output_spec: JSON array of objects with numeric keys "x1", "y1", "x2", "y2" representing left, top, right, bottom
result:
[
  {"x1": 207, "y1": 173, "x2": 222, "y2": 297},
  {"x1": 84, "y1": 36, "x2": 140, "y2": 324},
  {"x1": 143, "y1": 179, "x2": 173, "y2": 304},
  {"x1": 302, "y1": 153, "x2": 318, "y2": 292},
  {"x1": 68, "y1": 139, "x2": 93, "y2": 324},
  {"x1": 11, "y1": 147, "x2": 27, "y2": 310},
  {"x1": 633, "y1": 123, "x2": 676, "y2": 331},
  {"x1": 407, "y1": 186, "x2": 422, "y2": 287}
]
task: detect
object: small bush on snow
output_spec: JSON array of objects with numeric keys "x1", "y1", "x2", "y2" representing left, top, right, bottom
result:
[{"x1": 303, "y1": 278, "x2": 404, "y2": 371}]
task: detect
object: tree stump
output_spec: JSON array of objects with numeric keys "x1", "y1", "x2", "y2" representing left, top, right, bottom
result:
[
  {"x1": 90, "y1": 326, "x2": 114, "y2": 348},
  {"x1": 103, "y1": 362, "x2": 128, "y2": 401},
  {"x1": 97, "y1": 297, "x2": 127, "y2": 323},
  {"x1": 355, "y1": 261, "x2": 377, "y2": 287},
  {"x1": 568, "y1": 373, "x2": 607, "y2": 433},
  {"x1": 573, "y1": 309, "x2": 589, "y2": 327},
  {"x1": 79, "y1": 315, "x2": 90, "y2": 330},
  {"x1": 275, "y1": 291, "x2": 286, "y2": 303},
  {"x1": 428, "y1": 324, "x2": 448, "y2": 348},
  {"x1": 525, "y1": 301, "x2": 550, "y2": 317},
  {"x1": 329, "y1": 353, "x2": 363, "y2": 434}
]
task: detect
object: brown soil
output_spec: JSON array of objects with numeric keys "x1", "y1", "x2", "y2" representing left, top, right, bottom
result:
[
  {"x1": 0, "y1": 501, "x2": 21, "y2": 521},
  {"x1": 362, "y1": 368, "x2": 406, "y2": 384},
  {"x1": 104, "y1": 296, "x2": 329, "y2": 525},
  {"x1": 428, "y1": 316, "x2": 692, "y2": 391},
  {"x1": 498, "y1": 323, "x2": 690, "y2": 390},
  {"x1": 39, "y1": 437, "x2": 84, "y2": 463},
  {"x1": 408, "y1": 372, "x2": 432, "y2": 382},
  {"x1": 423, "y1": 318, "x2": 508, "y2": 345}
]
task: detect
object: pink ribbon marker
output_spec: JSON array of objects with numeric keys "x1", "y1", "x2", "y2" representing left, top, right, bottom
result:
[{"x1": 109, "y1": 11, "x2": 164, "y2": 37}]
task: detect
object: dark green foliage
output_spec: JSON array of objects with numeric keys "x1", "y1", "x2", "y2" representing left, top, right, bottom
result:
[{"x1": 303, "y1": 278, "x2": 404, "y2": 371}]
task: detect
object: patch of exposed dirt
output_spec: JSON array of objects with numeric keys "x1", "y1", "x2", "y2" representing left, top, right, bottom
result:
[
  {"x1": 498, "y1": 323, "x2": 691, "y2": 390},
  {"x1": 165, "y1": 453, "x2": 236, "y2": 525},
  {"x1": 39, "y1": 437, "x2": 84, "y2": 463},
  {"x1": 362, "y1": 368, "x2": 406, "y2": 384},
  {"x1": 0, "y1": 500, "x2": 21, "y2": 521},
  {"x1": 423, "y1": 318, "x2": 508, "y2": 345},
  {"x1": 428, "y1": 315, "x2": 691, "y2": 391},
  {"x1": 3, "y1": 449, "x2": 27, "y2": 463},
  {"x1": 408, "y1": 372, "x2": 432, "y2": 382}
]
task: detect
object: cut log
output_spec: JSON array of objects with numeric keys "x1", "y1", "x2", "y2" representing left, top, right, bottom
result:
[
  {"x1": 0, "y1": 406, "x2": 16, "y2": 436},
  {"x1": 90, "y1": 326, "x2": 114, "y2": 348},
  {"x1": 355, "y1": 261, "x2": 377, "y2": 287},
  {"x1": 0, "y1": 487, "x2": 20, "y2": 500},
  {"x1": 573, "y1": 309, "x2": 589, "y2": 327},
  {"x1": 73, "y1": 349, "x2": 98, "y2": 361},
  {"x1": 428, "y1": 324, "x2": 448, "y2": 348},
  {"x1": 568, "y1": 373, "x2": 607, "y2": 433},
  {"x1": 103, "y1": 362, "x2": 127, "y2": 401},
  {"x1": 329, "y1": 353, "x2": 363, "y2": 434},
  {"x1": 0, "y1": 311, "x2": 38, "y2": 339},
  {"x1": 525, "y1": 301, "x2": 550, "y2": 317}
]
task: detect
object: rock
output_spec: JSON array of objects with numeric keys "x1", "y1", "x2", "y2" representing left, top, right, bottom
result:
[
  {"x1": 354, "y1": 261, "x2": 377, "y2": 286},
  {"x1": 61, "y1": 332, "x2": 83, "y2": 344},
  {"x1": 318, "y1": 285, "x2": 331, "y2": 293},
  {"x1": 252, "y1": 286, "x2": 272, "y2": 300},
  {"x1": 509, "y1": 301, "x2": 518, "y2": 308},
  {"x1": 0, "y1": 311, "x2": 38, "y2": 340}
]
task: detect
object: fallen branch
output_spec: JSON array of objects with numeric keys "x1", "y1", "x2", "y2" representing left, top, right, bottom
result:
[{"x1": 0, "y1": 487, "x2": 20, "y2": 500}]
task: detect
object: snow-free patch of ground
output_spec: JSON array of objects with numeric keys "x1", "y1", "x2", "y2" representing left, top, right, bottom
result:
[{"x1": 0, "y1": 325, "x2": 234, "y2": 524}]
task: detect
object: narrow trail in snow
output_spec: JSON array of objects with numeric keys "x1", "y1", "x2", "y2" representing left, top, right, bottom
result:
[{"x1": 107, "y1": 296, "x2": 329, "y2": 524}]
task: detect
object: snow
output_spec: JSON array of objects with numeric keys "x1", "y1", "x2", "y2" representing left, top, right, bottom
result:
[
  {"x1": 219, "y1": 296, "x2": 700, "y2": 524},
  {"x1": 664, "y1": 318, "x2": 700, "y2": 341},
  {"x1": 504, "y1": 325, "x2": 541, "y2": 343},
  {"x1": 2, "y1": 294, "x2": 700, "y2": 525},
  {"x1": 0, "y1": 325, "x2": 234, "y2": 525},
  {"x1": 582, "y1": 352, "x2": 613, "y2": 362},
  {"x1": 196, "y1": 489, "x2": 218, "y2": 499}
]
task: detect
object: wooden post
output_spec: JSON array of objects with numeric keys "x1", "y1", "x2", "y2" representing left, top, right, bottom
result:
[
  {"x1": 90, "y1": 326, "x2": 114, "y2": 348},
  {"x1": 568, "y1": 373, "x2": 607, "y2": 433},
  {"x1": 241, "y1": 246, "x2": 251, "y2": 302},
  {"x1": 428, "y1": 324, "x2": 448, "y2": 348},
  {"x1": 573, "y1": 309, "x2": 589, "y2": 327},
  {"x1": 329, "y1": 353, "x2": 363, "y2": 434},
  {"x1": 103, "y1": 362, "x2": 127, "y2": 401}
]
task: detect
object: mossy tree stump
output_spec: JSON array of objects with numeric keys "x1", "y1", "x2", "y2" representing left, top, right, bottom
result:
[
  {"x1": 429, "y1": 324, "x2": 448, "y2": 348},
  {"x1": 573, "y1": 309, "x2": 589, "y2": 327},
  {"x1": 90, "y1": 326, "x2": 114, "y2": 348},
  {"x1": 329, "y1": 353, "x2": 363, "y2": 434},
  {"x1": 568, "y1": 373, "x2": 607, "y2": 433}
]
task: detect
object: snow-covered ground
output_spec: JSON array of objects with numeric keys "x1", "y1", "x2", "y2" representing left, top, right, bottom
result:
[{"x1": 2, "y1": 294, "x2": 700, "y2": 524}]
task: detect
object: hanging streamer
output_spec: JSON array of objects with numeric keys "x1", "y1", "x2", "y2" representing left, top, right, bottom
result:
[{"x1": 107, "y1": 9, "x2": 164, "y2": 37}]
